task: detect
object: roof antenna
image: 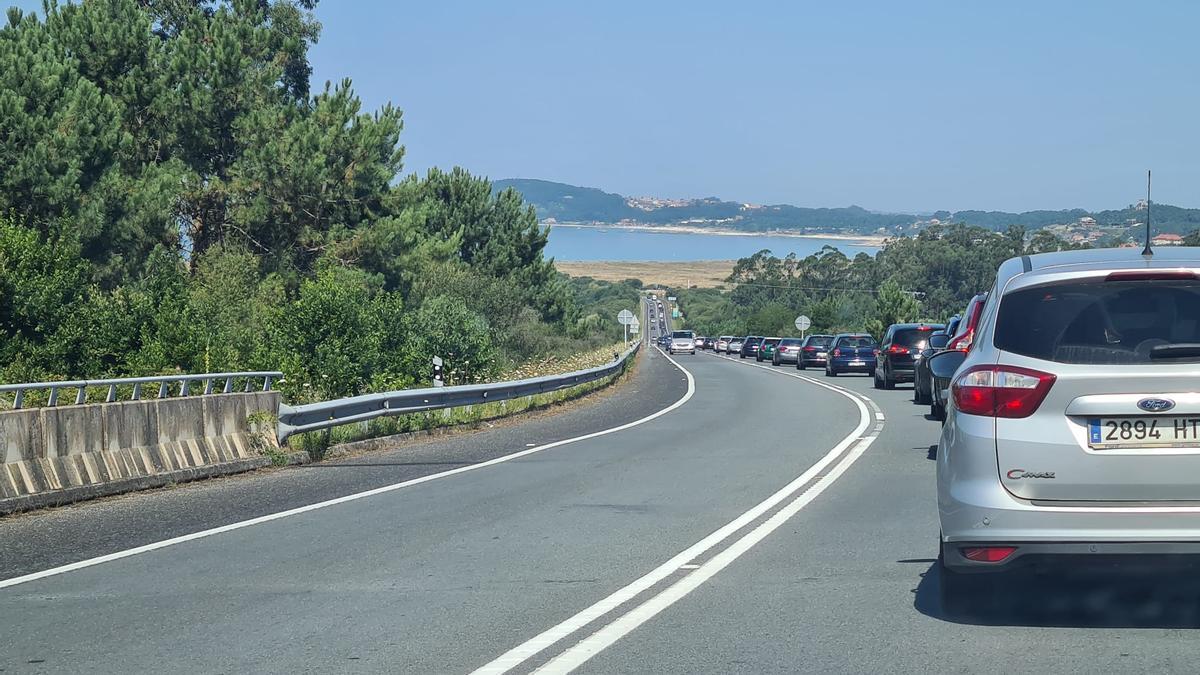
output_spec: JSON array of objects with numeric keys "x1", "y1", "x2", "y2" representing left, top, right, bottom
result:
[{"x1": 1141, "y1": 169, "x2": 1153, "y2": 257}]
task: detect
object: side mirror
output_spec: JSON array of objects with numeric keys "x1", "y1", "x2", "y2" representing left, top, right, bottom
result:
[
  {"x1": 929, "y1": 334, "x2": 949, "y2": 350},
  {"x1": 927, "y1": 349, "x2": 966, "y2": 379}
]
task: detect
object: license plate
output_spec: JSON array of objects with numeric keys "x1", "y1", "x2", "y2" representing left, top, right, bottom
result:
[
  {"x1": 850, "y1": 360, "x2": 865, "y2": 366},
  {"x1": 1088, "y1": 417, "x2": 1200, "y2": 449}
]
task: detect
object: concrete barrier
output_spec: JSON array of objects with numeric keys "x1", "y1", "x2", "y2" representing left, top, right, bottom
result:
[{"x1": 0, "y1": 391, "x2": 280, "y2": 514}]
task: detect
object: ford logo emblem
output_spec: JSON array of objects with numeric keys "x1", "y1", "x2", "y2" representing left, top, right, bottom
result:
[{"x1": 1137, "y1": 398, "x2": 1176, "y2": 413}]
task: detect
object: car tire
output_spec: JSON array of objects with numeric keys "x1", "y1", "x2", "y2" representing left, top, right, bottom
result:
[
  {"x1": 915, "y1": 381, "x2": 930, "y2": 405},
  {"x1": 797, "y1": 360, "x2": 805, "y2": 370},
  {"x1": 883, "y1": 368, "x2": 896, "y2": 390},
  {"x1": 825, "y1": 366, "x2": 836, "y2": 377},
  {"x1": 938, "y1": 552, "x2": 1001, "y2": 619},
  {"x1": 873, "y1": 371, "x2": 883, "y2": 389}
]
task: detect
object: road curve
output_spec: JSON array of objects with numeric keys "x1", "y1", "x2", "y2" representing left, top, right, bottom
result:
[{"x1": 1, "y1": 341, "x2": 873, "y2": 673}]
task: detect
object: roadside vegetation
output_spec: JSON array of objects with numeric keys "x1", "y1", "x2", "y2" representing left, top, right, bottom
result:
[
  {"x1": 670, "y1": 223, "x2": 1090, "y2": 338},
  {"x1": 0, "y1": 0, "x2": 626, "y2": 403}
]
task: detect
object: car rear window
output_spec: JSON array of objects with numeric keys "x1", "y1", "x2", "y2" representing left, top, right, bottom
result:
[
  {"x1": 806, "y1": 337, "x2": 833, "y2": 347},
  {"x1": 779, "y1": 338, "x2": 801, "y2": 346},
  {"x1": 995, "y1": 280, "x2": 1200, "y2": 364},
  {"x1": 763, "y1": 338, "x2": 780, "y2": 345},
  {"x1": 891, "y1": 327, "x2": 941, "y2": 348},
  {"x1": 838, "y1": 336, "x2": 876, "y2": 348}
]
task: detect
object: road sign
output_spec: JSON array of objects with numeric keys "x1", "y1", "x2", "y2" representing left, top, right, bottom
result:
[
  {"x1": 795, "y1": 315, "x2": 811, "y2": 331},
  {"x1": 667, "y1": 296, "x2": 676, "y2": 302},
  {"x1": 617, "y1": 309, "x2": 635, "y2": 325}
]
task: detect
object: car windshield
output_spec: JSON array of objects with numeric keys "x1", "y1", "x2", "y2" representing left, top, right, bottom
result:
[
  {"x1": 996, "y1": 279, "x2": 1200, "y2": 364},
  {"x1": 672, "y1": 331, "x2": 694, "y2": 339}
]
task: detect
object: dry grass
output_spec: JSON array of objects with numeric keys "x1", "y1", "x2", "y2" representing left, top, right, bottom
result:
[{"x1": 556, "y1": 260, "x2": 734, "y2": 288}]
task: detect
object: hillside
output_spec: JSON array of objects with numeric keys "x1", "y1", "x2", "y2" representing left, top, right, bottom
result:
[{"x1": 494, "y1": 179, "x2": 1200, "y2": 237}]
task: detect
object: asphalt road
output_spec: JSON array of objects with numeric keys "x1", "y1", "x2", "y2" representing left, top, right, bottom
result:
[{"x1": 6, "y1": 315, "x2": 1200, "y2": 672}]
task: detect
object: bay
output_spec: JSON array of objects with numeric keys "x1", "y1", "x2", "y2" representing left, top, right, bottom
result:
[{"x1": 544, "y1": 225, "x2": 881, "y2": 261}]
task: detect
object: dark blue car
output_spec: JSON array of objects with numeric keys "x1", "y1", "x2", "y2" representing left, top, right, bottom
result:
[{"x1": 825, "y1": 333, "x2": 878, "y2": 377}]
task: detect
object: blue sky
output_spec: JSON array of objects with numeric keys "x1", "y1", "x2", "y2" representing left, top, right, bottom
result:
[{"x1": 13, "y1": 1, "x2": 1200, "y2": 211}]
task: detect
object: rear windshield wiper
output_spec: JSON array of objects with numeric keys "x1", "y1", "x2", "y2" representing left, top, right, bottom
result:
[{"x1": 1149, "y1": 343, "x2": 1200, "y2": 360}]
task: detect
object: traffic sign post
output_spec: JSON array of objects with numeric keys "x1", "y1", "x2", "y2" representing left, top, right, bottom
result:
[
  {"x1": 617, "y1": 309, "x2": 635, "y2": 346},
  {"x1": 794, "y1": 315, "x2": 811, "y2": 339}
]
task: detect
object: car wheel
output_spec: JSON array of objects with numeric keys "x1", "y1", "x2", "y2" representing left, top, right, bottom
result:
[
  {"x1": 938, "y1": 552, "x2": 1001, "y2": 619},
  {"x1": 797, "y1": 360, "x2": 805, "y2": 370},
  {"x1": 883, "y1": 368, "x2": 896, "y2": 390},
  {"x1": 873, "y1": 370, "x2": 883, "y2": 389},
  {"x1": 825, "y1": 366, "x2": 836, "y2": 377}
]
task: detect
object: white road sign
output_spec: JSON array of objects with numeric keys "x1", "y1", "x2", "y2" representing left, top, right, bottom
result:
[
  {"x1": 617, "y1": 309, "x2": 635, "y2": 325},
  {"x1": 795, "y1": 315, "x2": 812, "y2": 331}
]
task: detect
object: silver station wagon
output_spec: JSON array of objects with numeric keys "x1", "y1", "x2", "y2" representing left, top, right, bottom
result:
[{"x1": 937, "y1": 246, "x2": 1200, "y2": 613}]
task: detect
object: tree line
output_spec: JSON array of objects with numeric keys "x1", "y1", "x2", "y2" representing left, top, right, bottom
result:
[
  {"x1": 0, "y1": 0, "x2": 618, "y2": 401},
  {"x1": 672, "y1": 223, "x2": 1090, "y2": 338}
]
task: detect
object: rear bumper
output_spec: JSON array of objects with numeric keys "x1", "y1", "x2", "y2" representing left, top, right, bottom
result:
[
  {"x1": 942, "y1": 539, "x2": 1200, "y2": 573},
  {"x1": 775, "y1": 353, "x2": 799, "y2": 363},
  {"x1": 938, "y1": 413, "x2": 1200, "y2": 572},
  {"x1": 830, "y1": 359, "x2": 875, "y2": 372},
  {"x1": 888, "y1": 363, "x2": 916, "y2": 381}
]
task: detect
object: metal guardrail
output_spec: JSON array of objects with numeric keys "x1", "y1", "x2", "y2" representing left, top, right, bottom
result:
[
  {"x1": 0, "y1": 372, "x2": 282, "y2": 409},
  {"x1": 277, "y1": 341, "x2": 641, "y2": 442}
]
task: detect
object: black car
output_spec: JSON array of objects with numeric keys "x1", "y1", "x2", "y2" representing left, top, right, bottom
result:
[
  {"x1": 873, "y1": 323, "x2": 943, "y2": 390},
  {"x1": 912, "y1": 330, "x2": 951, "y2": 405},
  {"x1": 796, "y1": 334, "x2": 834, "y2": 370},
  {"x1": 740, "y1": 336, "x2": 763, "y2": 359}
]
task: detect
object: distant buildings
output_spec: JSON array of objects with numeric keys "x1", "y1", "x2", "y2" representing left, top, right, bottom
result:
[{"x1": 1151, "y1": 233, "x2": 1184, "y2": 246}]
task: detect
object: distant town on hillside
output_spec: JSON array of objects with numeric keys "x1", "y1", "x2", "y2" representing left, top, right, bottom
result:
[{"x1": 493, "y1": 178, "x2": 1200, "y2": 244}]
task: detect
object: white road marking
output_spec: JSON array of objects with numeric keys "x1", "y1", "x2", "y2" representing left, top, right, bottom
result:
[
  {"x1": 473, "y1": 358, "x2": 879, "y2": 675},
  {"x1": 0, "y1": 349, "x2": 697, "y2": 591},
  {"x1": 679, "y1": 564, "x2": 699, "y2": 570}
]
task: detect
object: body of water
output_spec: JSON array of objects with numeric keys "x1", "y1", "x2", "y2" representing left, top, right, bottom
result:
[{"x1": 544, "y1": 225, "x2": 880, "y2": 261}]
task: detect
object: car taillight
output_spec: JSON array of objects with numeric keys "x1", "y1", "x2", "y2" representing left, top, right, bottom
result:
[
  {"x1": 951, "y1": 365, "x2": 1056, "y2": 418},
  {"x1": 803, "y1": 346, "x2": 817, "y2": 352},
  {"x1": 887, "y1": 344, "x2": 908, "y2": 355},
  {"x1": 962, "y1": 546, "x2": 1017, "y2": 563},
  {"x1": 832, "y1": 348, "x2": 841, "y2": 357},
  {"x1": 946, "y1": 329, "x2": 974, "y2": 352}
]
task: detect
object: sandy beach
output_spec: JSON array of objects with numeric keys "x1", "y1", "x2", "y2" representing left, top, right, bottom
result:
[{"x1": 545, "y1": 221, "x2": 889, "y2": 247}]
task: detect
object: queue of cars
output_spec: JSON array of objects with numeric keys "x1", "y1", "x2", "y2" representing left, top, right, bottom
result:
[{"x1": 667, "y1": 247, "x2": 1200, "y2": 615}]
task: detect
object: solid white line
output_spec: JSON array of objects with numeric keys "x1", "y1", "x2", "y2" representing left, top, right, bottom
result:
[
  {"x1": 0, "y1": 349, "x2": 697, "y2": 591},
  {"x1": 472, "y1": 362, "x2": 877, "y2": 675},
  {"x1": 538, "y1": 429, "x2": 880, "y2": 674}
]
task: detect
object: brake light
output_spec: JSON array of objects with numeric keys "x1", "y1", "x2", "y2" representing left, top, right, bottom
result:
[
  {"x1": 887, "y1": 344, "x2": 909, "y2": 355},
  {"x1": 962, "y1": 546, "x2": 1017, "y2": 563},
  {"x1": 832, "y1": 348, "x2": 841, "y2": 357},
  {"x1": 1106, "y1": 270, "x2": 1197, "y2": 281},
  {"x1": 803, "y1": 346, "x2": 817, "y2": 352},
  {"x1": 951, "y1": 365, "x2": 1056, "y2": 418},
  {"x1": 946, "y1": 329, "x2": 974, "y2": 352}
]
